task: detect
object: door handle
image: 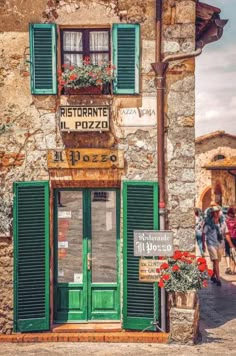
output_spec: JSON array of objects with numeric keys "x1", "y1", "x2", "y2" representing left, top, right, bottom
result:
[{"x1": 87, "y1": 252, "x2": 92, "y2": 271}]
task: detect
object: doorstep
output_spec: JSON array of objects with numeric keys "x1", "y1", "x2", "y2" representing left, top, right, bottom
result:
[
  {"x1": 52, "y1": 322, "x2": 122, "y2": 333},
  {"x1": 0, "y1": 331, "x2": 169, "y2": 343}
]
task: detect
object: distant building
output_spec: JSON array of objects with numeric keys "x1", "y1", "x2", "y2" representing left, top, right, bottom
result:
[{"x1": 196, "y1": 131, "x2": 236, "y2": 210}]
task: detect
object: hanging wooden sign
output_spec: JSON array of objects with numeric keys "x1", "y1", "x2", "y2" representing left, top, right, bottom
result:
[
  {"x1": 134, "y1": 230, "x2": 173, "y2": 257},
  {"x1": 60, "y1": 106, "x2": 110, "y2": 132},
  {"x1": 47, "y1": 149, "x2": 124, "y2": 169}
]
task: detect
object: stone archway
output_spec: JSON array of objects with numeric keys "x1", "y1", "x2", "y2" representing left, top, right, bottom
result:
[{"x1": 200, "y1": 186, "x2": 212, "y2": 211}]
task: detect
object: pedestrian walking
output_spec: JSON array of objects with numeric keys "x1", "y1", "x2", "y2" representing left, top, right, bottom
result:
[
  {"x1": 202, "y1": 202, "x2": 230, "y2": 286},
  {"x1": 225, "y1": 206, "x2": 236, "y2": 274},
  {"x1": 194, "y1": 208, "x2": 204, "y2": 256}
]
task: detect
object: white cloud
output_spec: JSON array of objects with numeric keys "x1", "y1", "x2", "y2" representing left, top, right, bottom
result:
[{"x1": 196, "y1": 44, "x2": 236, "y2": 136}]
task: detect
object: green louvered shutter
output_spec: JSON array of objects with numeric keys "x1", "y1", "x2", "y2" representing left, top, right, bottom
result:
[
  {"x1": 123, "y1": 181, "x2": 159, "y2": 330},
  {"x1": 29, "y1": 24, "x2": 57, "y2": 94},
  {"x1": 113, "y1": 24, "x2": 140, "y2": 94},
  {"x1": 13, "y1": 181, "x2": 50, "y2": 332}
]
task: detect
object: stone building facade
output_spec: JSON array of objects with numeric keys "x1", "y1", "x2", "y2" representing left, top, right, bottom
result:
[
  {"x1": 0, "y1": 0, "x2": 222, "y2": 340},
  {"x1": 195, "y1": 131, "x2": 236, "y2": 210}
]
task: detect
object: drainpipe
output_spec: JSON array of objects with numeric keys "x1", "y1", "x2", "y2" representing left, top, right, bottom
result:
[
  {"x1": 151, "y1": 0, "x2": 203, "y2": 333},
  {"x1": 151, "y1": 0, "x2": 168, "y2": 333}
]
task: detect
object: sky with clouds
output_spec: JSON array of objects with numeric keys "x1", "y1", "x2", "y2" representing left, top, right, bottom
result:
[{"x1": 195, "y1": 0, "x2": 236, "y2": 137}]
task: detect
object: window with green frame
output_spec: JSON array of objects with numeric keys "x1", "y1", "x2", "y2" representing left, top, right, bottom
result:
[{"x1": 29, "y1": 23, "x2": 140, "y2": 95}]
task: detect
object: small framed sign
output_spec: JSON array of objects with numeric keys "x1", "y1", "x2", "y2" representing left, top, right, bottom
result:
[{"x1": 139, "y1": 259, "x2": 165, "y2": 282}]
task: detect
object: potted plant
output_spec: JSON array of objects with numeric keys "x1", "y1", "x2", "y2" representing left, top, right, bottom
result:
[
  {"x1": 58, "y1": 56, "x2": 115, "y2": 95},
  {"x1": 157, "y1": 251, "x2": 213, "y2": 309}
]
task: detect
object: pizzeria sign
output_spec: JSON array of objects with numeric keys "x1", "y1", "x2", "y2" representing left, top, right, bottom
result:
[{"x1": 60, "y1": 106, "x2": 109, "y2": 132}]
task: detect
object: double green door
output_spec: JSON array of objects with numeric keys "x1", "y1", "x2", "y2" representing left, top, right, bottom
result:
[{"x1": 54, "y1": 189, "x2": 120, "y2": 322}]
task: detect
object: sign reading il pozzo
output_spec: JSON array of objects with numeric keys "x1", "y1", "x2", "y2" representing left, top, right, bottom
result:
[
  {"x1": 134, "y1": 230, "x2": 173, "y2": 257},
  {"x1": 47, "y1": 149, "x2": 124, "y2": 169},
  {"x1": 60, "y1": 106, "x2": 109, "y2": 132}
]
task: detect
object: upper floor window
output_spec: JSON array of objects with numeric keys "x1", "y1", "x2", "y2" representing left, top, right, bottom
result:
[
  {"x1": 61, "y1": 29, "x2": 110, "y2": 67},
  {"x1": 213, "y1": 154, "x2": 225, "y2": 161},
  {"x1": 29, "y1": 23, "x2": 140, "y2": 95}
]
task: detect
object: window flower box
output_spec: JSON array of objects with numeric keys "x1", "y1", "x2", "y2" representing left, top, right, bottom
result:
[{"x1": 58, "y1": 57, "x2": 115, "y2": 95}]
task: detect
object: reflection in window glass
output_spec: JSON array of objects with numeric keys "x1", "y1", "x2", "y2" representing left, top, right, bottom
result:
[
  {"x1": 57, "y1": 191, "x2": 83, "y2": 283},
  {"x1": 91, "y1": 191, "x2": 117, "y2": 283}
]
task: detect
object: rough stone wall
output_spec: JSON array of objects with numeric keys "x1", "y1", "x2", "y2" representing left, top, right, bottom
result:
[
  {"x1": 0, "y1": 237, "x2": 13, "y2": 334},
  {"x1": 0, "y1": 0, "x2": 197, "y2": 333},
  {"x1": 195, "y1": 135, "x2": 236, "y2": 208},
  {"x1": 169, "y1": 302, "x2": 199, "y2": 345},
  {"x1": 164, "y1": 0, "x2": 196, "y2": 251}
]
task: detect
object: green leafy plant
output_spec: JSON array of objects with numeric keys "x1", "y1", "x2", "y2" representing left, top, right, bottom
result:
[
  {"x1": 58, "y1": 56, "x2": 115, "y2": 93},
  {"x1": 158, "y1": 251, "x2": 212, "y2": 292}
]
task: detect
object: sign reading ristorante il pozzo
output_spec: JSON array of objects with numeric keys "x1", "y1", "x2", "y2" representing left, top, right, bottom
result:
[{"x1": 60, "y1": 106, "x2": 109, "y2": 132}]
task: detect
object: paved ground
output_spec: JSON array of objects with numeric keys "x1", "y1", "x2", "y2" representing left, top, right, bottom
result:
[{"x1": 1, "y1": 258, "x2": 236, "y2": 355}]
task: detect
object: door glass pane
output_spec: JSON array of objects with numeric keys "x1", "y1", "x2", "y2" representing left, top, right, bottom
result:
[
  {"x1": 57, "y1": 191, "x2": 83, "y2": 283},
  {"x1": 91, "y1": 191, "x2": 117, "y2": 283}
]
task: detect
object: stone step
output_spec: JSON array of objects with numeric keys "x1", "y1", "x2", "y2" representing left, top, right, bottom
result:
[
  {"x1": 0, "y1": 332, "x2": 169, "y2": 343},
  {"x1": 52, "y1": 322, "x2": 122, "y2": 333}
]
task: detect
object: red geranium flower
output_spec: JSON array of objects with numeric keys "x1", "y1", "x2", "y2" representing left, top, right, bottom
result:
[
  {"x1": 156, "y1": 268, "x2": 160, "y2": 273},
  {"x1": 189, "y1": 254, "x2": 196, "y2": 259},
  {"x1": 172, "y1": 265, "x2": 180, "y2": 272},
  {"x1": 162, "y1": 274, "x2": 170, "y2": 281},
  {"x1": 198, "y1": 264, "x2": 206, "y2": 272},
  {"x1": 173, "y1": 251, "x2": 183, "y2": 260},
  {"x1": 160, "y1": 262, "x2": 169, "y2": 270},
  {"x1": 197, "y1": 257, "x2": 206, "y2": 265},
  {"x1": 158, "y1": 279, "x2": 165, "y2": 288},
  {"x1": 84, "y1": 56, "x2": 90, "y2": 65},
  {"x1": 69, "y1": 74, "x2": 77, "y2": 81},
  {"x1": 183, "y1": 251, "x2": 190, "y2": 257}
]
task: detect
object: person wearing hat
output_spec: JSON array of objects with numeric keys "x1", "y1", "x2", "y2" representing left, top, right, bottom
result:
[{"x1": 202, "y1": 202, "x2": 230, "y2": 286}]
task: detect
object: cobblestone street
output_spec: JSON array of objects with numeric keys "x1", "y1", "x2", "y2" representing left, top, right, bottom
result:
[{"x1": 1, "y1": 260, "x2": 236, "y2": 355}]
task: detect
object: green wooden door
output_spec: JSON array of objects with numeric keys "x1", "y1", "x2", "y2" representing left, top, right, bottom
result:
[
  {"x1": 54, "y1": 189, "x2": 120, "y2": 322},
  {"x1": 123, "y1": 181, "x2": 159, "y2": 331},
  {"x1": 13, "y1": 181, "x2": 50, "y2": 332}
]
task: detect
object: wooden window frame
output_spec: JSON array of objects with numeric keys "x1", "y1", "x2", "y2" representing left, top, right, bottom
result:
[{"x1": 60, "y1": 28, "x2": 111, "y2": 66}]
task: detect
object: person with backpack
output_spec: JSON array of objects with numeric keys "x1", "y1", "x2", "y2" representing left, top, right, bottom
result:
[
  {"x1": 225, "y1": 206, "x2": 236, "y2": 274},
  {"x1": 202, "y1": 203, "x2": 230, "y2": 286}
]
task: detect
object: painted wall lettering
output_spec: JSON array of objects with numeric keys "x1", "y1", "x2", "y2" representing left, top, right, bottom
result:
[{"x1": 59, "y1": 106, "x2": 110, "y2": 132}]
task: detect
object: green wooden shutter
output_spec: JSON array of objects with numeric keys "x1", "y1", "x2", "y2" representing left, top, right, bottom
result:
[
  {"x1": 123, "y1": 181, "x2": 159, "y2": 331},
  {"x1": 29, "y1": 24, "x2": 57, "y2": 95},
  {"x1": 112, "y1": 24, "x2": 140, "y2": 94},
  {"x1": 13, "y1": 181, "x2": 50, "y2": 332}
]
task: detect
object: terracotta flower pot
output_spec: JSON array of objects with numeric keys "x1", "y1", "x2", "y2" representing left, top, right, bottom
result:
[{"x1": 170, "y1": 290, "x2": 197, "y2": 309}]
